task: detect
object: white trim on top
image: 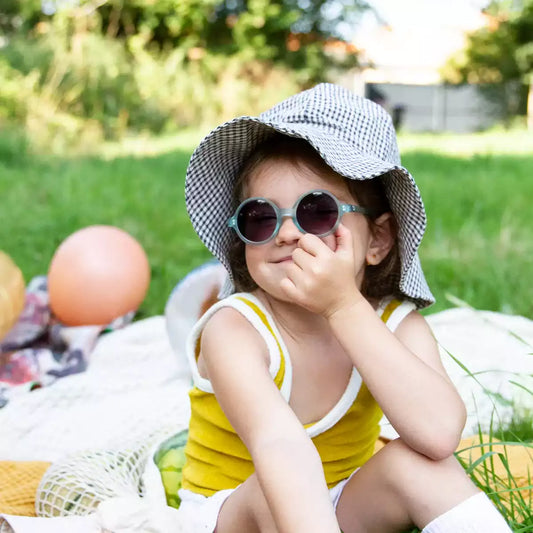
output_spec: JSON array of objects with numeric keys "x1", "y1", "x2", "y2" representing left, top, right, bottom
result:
[
  {"x1": 376, "y1": 295, "x2": 394, "y2": 318},
  {"x1": 305, "y1": 367, "x2": 363, "y2": 438},
  {"x1": 185, "y1": 293, "x2": 292, "y2": 398},
  {"x1": 232, "y1": 293, "x2": 293, "y2": 402},
  {"x1": 386, "y1": 301, "x2": 417, "y2": 333}
]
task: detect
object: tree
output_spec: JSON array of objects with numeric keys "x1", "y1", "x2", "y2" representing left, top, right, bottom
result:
[
  {"x1": 442, "y1": 0, "x2": 533, "y2": 124},
  {"x1": 0, "y1": 0, "x2": 43, "y2": 34},
  {"x1": 1, "y1": 0, "x2": 369, "y2": 82},
  {"x1": 99, "y1": 0, "x2": 369, "y2": 82}
]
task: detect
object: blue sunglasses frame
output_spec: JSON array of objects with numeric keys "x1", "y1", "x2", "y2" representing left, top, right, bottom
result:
[{"x1": 228, "y1": 189, "x2": 372, "y2": 245}]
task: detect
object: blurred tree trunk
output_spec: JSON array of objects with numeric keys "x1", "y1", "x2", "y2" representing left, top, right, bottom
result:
[{"x1": 527, "y1": 83, "x2": 533, "y2": 131}]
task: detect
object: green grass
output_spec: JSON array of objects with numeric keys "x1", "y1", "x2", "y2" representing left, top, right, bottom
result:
[
  {"x1": 1, "y1": 127, "x2": 532, "y2": 318},
  {"x1": 444, "y1": 345, "x2": 532, "y2": 532},
  {"x1": 498, "y1": 411, "x2": 533, "y2": 443},
  {"x1": 404, "y1": 343, "x2": 533, "y2": 533},
  {"x1": 398, "y1": 131, "x2": 533, "y2": 317},
  {"x1": 456, "y1": 438, "x2": 533, "y2": 532},
  {"x1": 0, "y1": 128, "x2": 212, "y2": 318}
]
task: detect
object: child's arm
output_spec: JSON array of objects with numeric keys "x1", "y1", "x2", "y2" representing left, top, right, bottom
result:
[
  {"x1": 281, "y1": 225, "x2": 466, "y2": 460},
  {"x1": 327, "y1": 299, "x2": 466, "y2": 459},
  {"x1": 199, "y1": 307, "x2": 341, "y2": 533}
]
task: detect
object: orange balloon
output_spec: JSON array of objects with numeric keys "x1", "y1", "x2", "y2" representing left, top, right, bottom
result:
[
  {"x1": 48, "y1": 226, "x2": 150, "y2": 326},
  {"x1": 0, "y1": 251, "x2": 26, "y2": 341}
]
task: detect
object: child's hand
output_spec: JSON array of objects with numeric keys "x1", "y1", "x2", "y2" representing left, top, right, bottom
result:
[{"x1": 280, "y1": 224, "x2": 364, "y2": 317}]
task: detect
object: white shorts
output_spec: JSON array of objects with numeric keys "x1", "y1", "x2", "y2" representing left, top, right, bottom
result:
[{"x1": 176, "y1": 469, "x2": 359, "y2": 532}]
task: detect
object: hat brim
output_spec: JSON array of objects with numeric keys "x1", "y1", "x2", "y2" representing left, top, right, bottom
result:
[{"x1": 185, "y1": 116, "x2": 434, "y2": 307}]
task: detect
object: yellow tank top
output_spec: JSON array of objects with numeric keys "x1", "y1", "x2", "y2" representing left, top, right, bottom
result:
[{"x1": 181, "y1": 293, "x2": 415, "y2": 496}]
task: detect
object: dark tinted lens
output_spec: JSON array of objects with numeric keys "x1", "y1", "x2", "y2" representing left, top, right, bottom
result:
[
  {"x1": 296, "y1": 192, "x2": 339, "y2": 235},
  {"x1": 237, "y1": 199, "x2": 278, "y2": 242}
]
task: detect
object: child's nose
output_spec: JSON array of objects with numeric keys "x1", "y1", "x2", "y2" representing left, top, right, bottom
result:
[{"x1": 275, "y1": 215, "x2": 302, "y2": 244}]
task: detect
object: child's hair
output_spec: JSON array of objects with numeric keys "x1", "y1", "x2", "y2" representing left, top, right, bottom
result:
[{"x1": 228, "y1": 134, "x2": 402, "y2": 301}]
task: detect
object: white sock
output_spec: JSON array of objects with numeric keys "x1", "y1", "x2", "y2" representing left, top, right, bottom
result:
[{"x1": 421, "y1": 492, "x2": 512, "y2": 533}]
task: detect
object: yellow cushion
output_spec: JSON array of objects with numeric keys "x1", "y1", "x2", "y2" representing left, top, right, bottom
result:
[
  {"x1": 0, "y1": 461, "x2": 51, "y2": 516},
  {"x1": 456, "y1": 434, "x2": 532, "y2": 516}
]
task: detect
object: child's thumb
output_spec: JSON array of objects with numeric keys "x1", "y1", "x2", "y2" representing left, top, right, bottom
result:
[{"x1": 335, "y1": 223, "x2": 353, "y2": 254}]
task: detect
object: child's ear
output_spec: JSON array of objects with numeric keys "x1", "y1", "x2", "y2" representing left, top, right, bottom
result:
[{"x1": 366, "y1": 213, "x2": 395, "y2": 265}]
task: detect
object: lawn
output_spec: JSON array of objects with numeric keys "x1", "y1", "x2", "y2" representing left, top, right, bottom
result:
[
  {"x1": 1, "y1": 127, "x2": 532, "y2": 319},
  {"x1": 399, "y1": 129, "x2": 533, "y2": 317}
]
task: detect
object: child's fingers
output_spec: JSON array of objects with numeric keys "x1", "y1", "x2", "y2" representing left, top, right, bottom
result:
[
  {"x1": 279, "y1": 272, "x2": 304, "y2": 303},
  {"x1": 295, "y1": 233, "x2": 327, "y2": 256},
  {"x1": 279, "y1": 276, "x2": 296, "y2": 298},
  {"x1": 284, "y1": 260, "x2": 306, "y2": 288},
  {"x1": 334, "y1": 223, "x2": 353, "y2": 255},
  {"x1": 291, "y1": 247, "x2": 314, "y2": 271}
]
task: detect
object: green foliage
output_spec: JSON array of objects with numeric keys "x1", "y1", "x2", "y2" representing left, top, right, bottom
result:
[
  {"x1": 0, "y1": 0, "x2": 43, "y2": 33},
  {"x1": 454, "y1": 387, "x2": 533, "y2": 530},
  {"x1": 444, "y1": 0, "x2": 533, "y2": 85},
  {"x1": 456, "y1": 437, "x2": 533, "y2": 530},
  {"x1": 442, "y1": 0, "x2": 533, "y2": 119},
  {"x1": 0, "y1": 124, "x2": 28, "y2": 166},
  {"x1": 0, "y1": 16, "x2": 300, "y2": 149},
  {"x1": 96, "y1": 0, "x2": 220, "y2": 46},
  {"x1": 0, "y1": 0, "x2": 364, "y2": 150},
  {"x1": 0, "y1": 58, "x2": 32, "y2": 122},
  {"x1": 498, "y1": 411, "x2": 533, "y2": 442},
  {"x1": 398, "y1": 129, "x2": 533, "y2": 318},
  {"x1": 2, "y1": 0, "x2": 365, "y2": 78},
  {"x1": 436, "y1": 339, "x2": 533, "y2": 531}
]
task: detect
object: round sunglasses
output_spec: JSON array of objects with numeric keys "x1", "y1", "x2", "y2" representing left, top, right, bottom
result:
[{"x1": 227, "y1": 189, "x2": 372, "y2": 245}]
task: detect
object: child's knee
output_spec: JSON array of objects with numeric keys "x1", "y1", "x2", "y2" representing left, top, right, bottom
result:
[
  {"x1": 378, "y1": 438, "x2": 468, "y2": 492},
  {"x1": 216, "y1": 475, "x2": 276, "y2": 533}
]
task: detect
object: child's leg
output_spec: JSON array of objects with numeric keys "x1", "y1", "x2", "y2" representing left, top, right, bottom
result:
[
  {"x1": 215, "y1": 474, "x2": 277, "y2": 533},
  {"x1": 336, "y1": 439, "x2": 511, "y2": 533}
]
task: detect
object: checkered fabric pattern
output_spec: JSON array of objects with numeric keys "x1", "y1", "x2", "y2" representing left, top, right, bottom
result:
[{"x1": 185, "y1": 83, "x2": 434, "y2": 308}]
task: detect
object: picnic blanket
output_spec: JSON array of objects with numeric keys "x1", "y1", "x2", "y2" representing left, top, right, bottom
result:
[
  {"x1": 0, "y1": 262, "x2": 531, "y2": 530},
  {"x1": 0, "y1": 276, "x2": 133, "y2": 408}
]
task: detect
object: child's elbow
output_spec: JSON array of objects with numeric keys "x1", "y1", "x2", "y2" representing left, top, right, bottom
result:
[
  {"x1": 422, "y1": 434, "x2": 460, "y2": 461},
  {"x1": 422, "y1": 409, "x2": 466, "y2": 461}
]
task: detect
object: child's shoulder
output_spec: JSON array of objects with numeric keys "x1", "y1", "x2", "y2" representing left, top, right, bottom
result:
[
  {"x1": 391, "y1": 305, "x2": 437, "y2": 355},
  {"x1": 198, "y1": 292, "x2": 267, "y2": 330},
  {"x1": 196, "y1": 304, "x2": 271, "y2": 380},
  {"x1": 200, "y1": 293, "x2": 269, "y2": 357},
  {"x1": 394, "y1": 307, "x2": 428, "y2": 332},
  {"x1": 202, "y1": 301, "x2": 253, "y2": 339}
]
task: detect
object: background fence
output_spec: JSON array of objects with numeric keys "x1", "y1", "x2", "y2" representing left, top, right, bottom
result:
[{"x1": 363, "y1": 83, "x2": 504, "y2": 133}]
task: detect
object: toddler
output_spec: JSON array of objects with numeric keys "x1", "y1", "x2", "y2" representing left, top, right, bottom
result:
[{"x1": 179, "y1": 83, "x2": 512, "y2": 533}]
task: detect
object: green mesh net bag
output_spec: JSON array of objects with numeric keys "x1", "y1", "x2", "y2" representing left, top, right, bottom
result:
[{"x1": 34, "y1": 427, "x2": 188, "y2": 518}]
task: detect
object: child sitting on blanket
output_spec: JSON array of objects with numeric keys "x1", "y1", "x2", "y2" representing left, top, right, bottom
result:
[{"x1": 178, "y1": 83, "x2": 512, "y2": 532}]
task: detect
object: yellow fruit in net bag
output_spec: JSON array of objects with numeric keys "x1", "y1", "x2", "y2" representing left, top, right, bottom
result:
[{"x1": 0, "y1": 251, "x2": 25, "y2": 342}]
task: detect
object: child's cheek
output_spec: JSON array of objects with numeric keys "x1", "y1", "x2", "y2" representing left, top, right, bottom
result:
[{"x1": 244, "y1": 246, "x2": 263, "y2": 282}]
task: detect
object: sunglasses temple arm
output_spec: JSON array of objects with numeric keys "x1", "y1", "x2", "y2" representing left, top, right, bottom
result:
[{"x1": 342, "y1": 204, "x2": 373, "y2": 216}]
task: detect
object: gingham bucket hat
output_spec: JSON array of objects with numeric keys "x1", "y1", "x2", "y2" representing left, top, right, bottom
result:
[{"x1": 185, "y1": 83, "x2": 434, "y2": 308}]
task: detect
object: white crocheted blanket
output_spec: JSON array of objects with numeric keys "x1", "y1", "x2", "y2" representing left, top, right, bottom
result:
[{"x1": 0, "y1": 262, "x2": 531, "y2": 462}]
